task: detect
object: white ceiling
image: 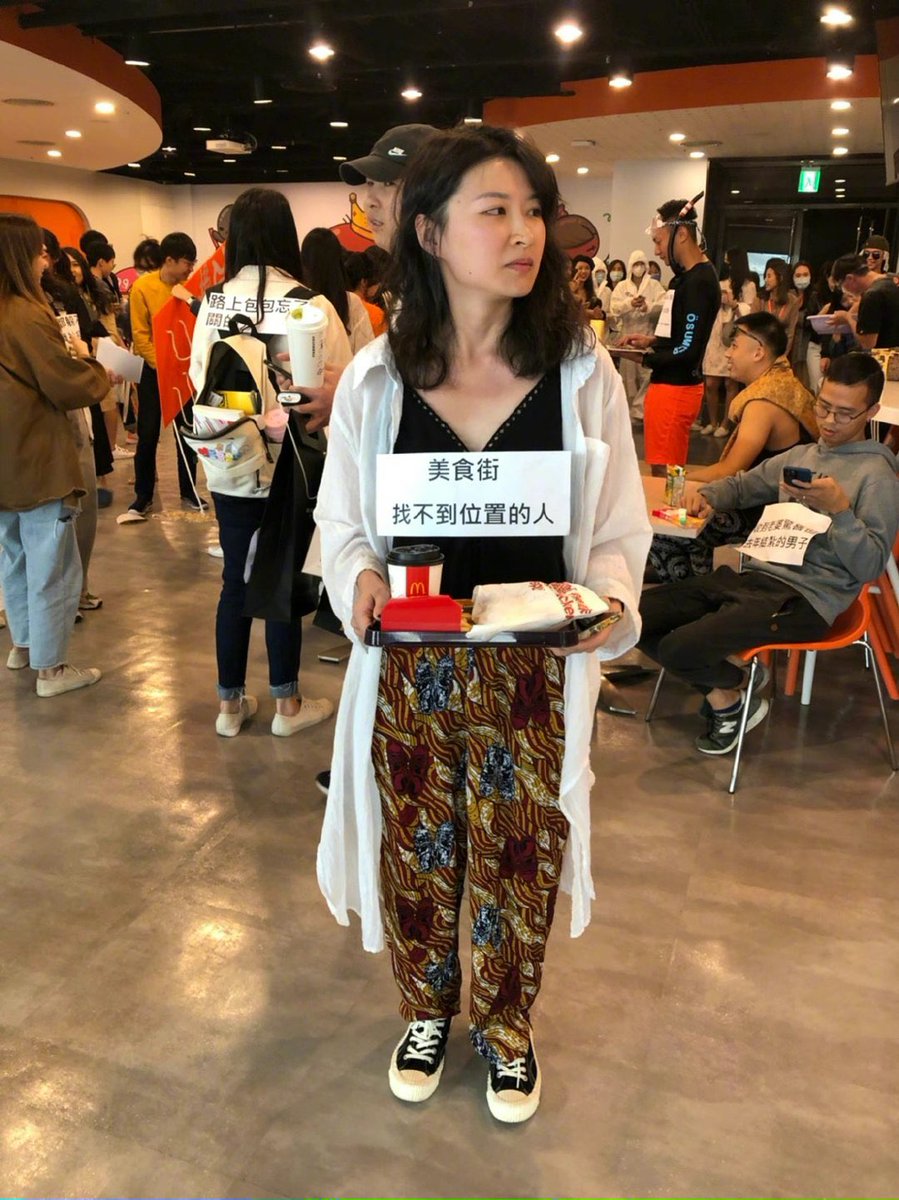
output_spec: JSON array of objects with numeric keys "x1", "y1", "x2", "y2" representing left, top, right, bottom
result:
[
  {"x1": 0, "y1": 41, "x2": 161, "y2": 172},
  {"x1": 524, "y1": 97, "x2": 885, "y2": 178}
]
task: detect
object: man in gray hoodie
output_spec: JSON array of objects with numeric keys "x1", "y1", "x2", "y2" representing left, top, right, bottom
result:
[{"x1": 639, "y1": 352, "x2": 899, "y2": 755}]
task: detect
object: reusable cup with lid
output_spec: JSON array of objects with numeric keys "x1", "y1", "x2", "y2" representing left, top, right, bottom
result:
[
  {"x1": 286, "y1": 302, "x2": 328, "y2": 389},
  {"x1": 386, "y1": 544, "x2": 445, "y2": 597}
]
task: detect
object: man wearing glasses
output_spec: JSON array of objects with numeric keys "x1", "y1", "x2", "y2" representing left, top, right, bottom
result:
[
  {"x1": 638, "y1": 353, "x2": 899, "y2": 756},
  {"x1": 863, "y1": 235, "x2": 890, "y2": 275},
  {"x1": 829, "y1": 251, "x2": 899, "y2": 353}
]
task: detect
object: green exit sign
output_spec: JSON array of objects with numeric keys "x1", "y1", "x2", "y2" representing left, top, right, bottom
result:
[{"x1": 798, "y1": 167, "x2": 821, "y2": 194}]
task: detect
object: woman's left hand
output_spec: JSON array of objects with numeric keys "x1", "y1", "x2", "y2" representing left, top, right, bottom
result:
[{"x1": 550, "y1": 599, "x2": 624, "y2": 657}]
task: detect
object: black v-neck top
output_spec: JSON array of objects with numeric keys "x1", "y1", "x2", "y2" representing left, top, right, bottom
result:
[{"x1": 392, "y1": 365, "x2": 566, "y2": 598}]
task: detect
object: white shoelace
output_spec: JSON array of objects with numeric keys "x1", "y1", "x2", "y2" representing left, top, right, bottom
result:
[
  {"x1": 494, "y1": 1055, "x2": 528, "y2": 1085},
  {"x1": 402, "y1": 1019, "x2": 447, "y2": 1065}
]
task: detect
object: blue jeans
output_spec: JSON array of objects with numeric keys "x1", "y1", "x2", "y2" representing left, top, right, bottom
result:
[
  {"x1": 0, "y1": 500, "x2": 82, "y2": 669},
  {"x1": 213, "y1": 492, "x2": 301, "y2": 699}
]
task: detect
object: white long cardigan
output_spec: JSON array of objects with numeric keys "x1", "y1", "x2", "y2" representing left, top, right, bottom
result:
[{"x1": 315, "y1": 335, "x2": 652, "y2": 952}]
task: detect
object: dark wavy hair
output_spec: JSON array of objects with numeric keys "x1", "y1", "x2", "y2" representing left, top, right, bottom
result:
[
  {"x1": 63, "y1": 244, "x2": 115, "y2": 315},
  {"x1": 225, "y1": 188, "x2": 304, "y2": 320},
  {"x1": 764, "y1": 257, "x2": 792, "y2": 306},
  {"x1": 386, "y1": 124, "x2": 588, "y2": 389},
  {"x1": 301, "y1": 227, "x2": 349, "y2": 330}
]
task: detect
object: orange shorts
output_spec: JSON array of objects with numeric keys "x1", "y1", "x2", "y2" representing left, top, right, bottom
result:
[{"x1": 643, "y1": 381, "x2": 704, "y2": 466}]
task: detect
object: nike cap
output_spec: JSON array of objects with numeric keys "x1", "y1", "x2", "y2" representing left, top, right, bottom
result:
[{"x1": 339, "y1": 124, "x2": 438, "y2": 185}]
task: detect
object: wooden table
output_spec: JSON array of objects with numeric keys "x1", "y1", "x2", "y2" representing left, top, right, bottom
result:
[{"x1": 643, "y1": 474, "x2": 710, "y2": 539}]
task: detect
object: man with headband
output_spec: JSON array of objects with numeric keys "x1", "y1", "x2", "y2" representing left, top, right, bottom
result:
[{"x1": 621, "y1": 196, "x2": 719, "y2": 476}]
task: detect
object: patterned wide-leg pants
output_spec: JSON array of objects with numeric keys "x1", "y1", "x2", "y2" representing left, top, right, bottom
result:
[{"x1": 372, "y1": 644, "x2": 569, "y2": 1066}]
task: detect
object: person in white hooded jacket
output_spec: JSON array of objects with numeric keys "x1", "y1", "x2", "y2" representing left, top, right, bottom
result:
[
  {"x1": 314, "y1": 125, "x2": 651, "y2": 1124},
  {"x1": 609, "y1": 249, "x2": 666, "y2": 423}
]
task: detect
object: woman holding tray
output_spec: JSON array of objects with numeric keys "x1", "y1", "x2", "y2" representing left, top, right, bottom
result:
[{"x1": 315, "y1": 125, "x2": 651, "y2": 1123}]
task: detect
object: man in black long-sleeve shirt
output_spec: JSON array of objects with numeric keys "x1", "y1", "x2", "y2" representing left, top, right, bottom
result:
[{"x1": 622, "y1": 197, "x2": 719, "y2": 476}]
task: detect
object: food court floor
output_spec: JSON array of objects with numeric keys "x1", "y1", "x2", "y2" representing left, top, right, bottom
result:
[{"x1": 2, "y1": 434, "x2": 899, "y2": 1199}]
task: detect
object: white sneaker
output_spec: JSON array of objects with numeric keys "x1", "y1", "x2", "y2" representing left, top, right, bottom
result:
[
  {"x1": 113, "y1": 445, "x2": 135, "y2": 459},
  {"x1": 701, "y1": 423, "x2": 716, "y2": 435},
  {"x1": 7, "y1": 646, "x2": 29, "y2": 670},
  {"x1": 36, "y1": 665, "x2": 101, "y2": 697},
  {"x1": 207, "y1": 543, "x2": 224, "y2": 558},
  {"x1": 713, "y1": 425, "x2": 729, "y2": 438},
  {"x1": 215, "y1": 695, "x2": 258, "y2": 737},
  {"x1": 271, "y1": 696, "x2": 334, "y2": 737}
]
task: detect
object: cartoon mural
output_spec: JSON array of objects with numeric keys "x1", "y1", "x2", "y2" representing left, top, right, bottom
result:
[
  {"x1": 556, "y1": 202, "x2": 601, "y2": 261},
  {"x1": 329, "y1": 192, "x2": 374, "y2": 252}
]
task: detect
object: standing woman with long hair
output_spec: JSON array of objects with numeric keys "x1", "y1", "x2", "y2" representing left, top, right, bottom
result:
[
  {"x1": 761, "y1": 257, "x2": 800, "y2": 356},
  {"x1": 0, "y1": 213, "x2": 108, "y2": 694},
  {"x1": 724, "y1": 246, "x2": 759, "y2": 310},
  {"x1": 301, "y1": 227, "x2": 375, "y2": 354},
  {"x1": 189, "y1": 188, "x2": 352, "y2": 737},
  {"x1": 315, "y1": 126, "x2": 650, "y2": 1122}
]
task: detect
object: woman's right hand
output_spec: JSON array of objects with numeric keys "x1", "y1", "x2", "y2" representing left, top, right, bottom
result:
[{"x1": 352, "y1": 569, "x2": 391, "y2": 640}]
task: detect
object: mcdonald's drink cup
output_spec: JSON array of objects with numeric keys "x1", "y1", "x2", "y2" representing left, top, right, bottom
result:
[
  {"x1": 286, "y1": 302, "x2": 328, "y2": 389},
  {"x1": 387, "y1": 544, "x2": 444, "y2": 598}
]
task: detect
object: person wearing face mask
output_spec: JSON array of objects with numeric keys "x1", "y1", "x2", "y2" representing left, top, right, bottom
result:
[
  {"x1": 789, "y1": 260, "x2": 819, "y2": 388},
  {"x1": 761, "y1": 258, "x2": 800, "y2": 358},
  {"x1": 610, "y1": 250, "x2": 666, "y2": 425},
  {"x1": 603, "y1": 260, "x2": 626, "y2": 337},
  {"x1": 592, "y1": 259, "x2": 612, "y2": 312},
  {"x1": 647, "y1": 260, "x2": 663, "y2": 283}
]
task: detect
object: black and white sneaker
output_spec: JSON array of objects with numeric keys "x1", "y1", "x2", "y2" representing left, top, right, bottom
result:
[
  {"x1": 486, "y1": 1037, "x2": 541, "y2": 1123},
  {"x1": 388, "y1": 1018, "x2": 451, "y2": 1102},
  {"x1": 696, "y1": 691, "x2": 769, "y2": 756}
]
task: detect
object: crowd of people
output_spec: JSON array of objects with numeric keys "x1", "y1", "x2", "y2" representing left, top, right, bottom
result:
[{"x1": 3, "y1": 118, "x2": 899, "y2": 1125}]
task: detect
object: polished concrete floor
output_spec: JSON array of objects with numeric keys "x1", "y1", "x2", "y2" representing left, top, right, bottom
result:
[{"x1": 2, "y1": 438, "x2": 899, "y2": 1198}]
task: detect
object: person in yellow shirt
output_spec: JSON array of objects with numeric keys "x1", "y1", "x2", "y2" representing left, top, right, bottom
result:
[{"x1": 118, "y1": 232, "x2": 198, "y2": 524}]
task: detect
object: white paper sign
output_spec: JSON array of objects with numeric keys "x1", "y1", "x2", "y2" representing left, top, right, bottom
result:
[
  {"x1": 203, "y1": 291, "x2": 310, "y2": 335},
  {"x1": 740, "y1": 502, "x2": 832, "y2": 566},
  {"x1": 654, "y1": 288, "x2": 675, "y2": 339},
  {"x1": 376, "y1": 450, "x2": 571, "y2": 537},
  {"x1": 95, "y1": 336, "x2": 145, "y2": 383}
]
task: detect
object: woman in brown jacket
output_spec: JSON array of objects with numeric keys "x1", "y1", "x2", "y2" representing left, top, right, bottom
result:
[{"x1": 0, "y1": 213, "x2": 110, "y2": 696}]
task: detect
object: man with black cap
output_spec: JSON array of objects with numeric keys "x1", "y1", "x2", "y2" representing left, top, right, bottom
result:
[
  {"x1": 831, "y1": 251, "x2": 899, "y2": 350},
  {"x1": 339, "y1": 124, "x2": 438, "y2": 252},
  {"x1": 862, "y1": 234, "x2": 890, "y2": 276}
]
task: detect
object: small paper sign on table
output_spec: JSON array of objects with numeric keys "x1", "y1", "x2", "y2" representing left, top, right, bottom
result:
[
  {"x1": 376, "y1": 450, "x2": 571, "y2": 538},
  {"x1": 740, "y1": 502, "x2": 832, "y2": 566}
]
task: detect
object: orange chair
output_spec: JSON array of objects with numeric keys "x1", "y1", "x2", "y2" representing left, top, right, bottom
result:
[{"x1": 645, "y1": 587, "x2": 897, "y2": 795}]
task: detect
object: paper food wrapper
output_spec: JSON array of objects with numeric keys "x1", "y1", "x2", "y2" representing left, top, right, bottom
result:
[{"x1": 466, "y1": 580, "x2": 609, "y2": 641}]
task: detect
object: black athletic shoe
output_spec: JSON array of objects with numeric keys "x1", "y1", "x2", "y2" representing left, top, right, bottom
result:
[
  {"x1": 181, "y1": 495, "x2": 209, "y2": 512},
  {"x1": 486, "y1": 1037, "x2": 541, "y2": 1123},
  {"x1": 696, "y1": 691, "x2": 769, "y2": 756},
  {"x1": 315, "y1": 770, "x2": 330, "y2": 797},
  {"x1": 388, "y1": 1018, "x2": 451, "y2": 1102}
]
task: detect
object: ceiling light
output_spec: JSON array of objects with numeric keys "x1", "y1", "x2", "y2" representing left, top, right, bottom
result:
[
  {"x1": 272, "y1": 144, "x2": 287, "y2": 150},
  {"x1": 731, "y1": 188, "x2": 741, "y2": 194},
  {"x1": 831, "y1": 99, "x2": 852, "y2": 111},
  {"x1": 193, "y1": 125, "x2": 211, "y2": 132},
  {"x1": 545, "y1": 153, "x2": 560, "y2": 163},
  {"x1": 223, "y1": 158, "x2": 236, "y2": 163},
  {"x1": 46, "y1": 149, "x2": 61, "y2": 158},
  {"x1": 253, "y1": 77, "x2": 272, "y2": 105},
  {"x1": 333, "y1": 155, "x2": 347, "y2": 161},
  {"x1": 401, "y1": 86, "x2": 423, "y2": 100},
  {"x1": 832, "y1": 145, "x2": 849, "y2": 155},
  {"x1": 820, "y1": 5, "x2": 853, "y2": 26},
  {"x1": 124, "y1": 53, "x2": 150, "y2": 67},
  {"x1": 184, "y1": 171, "x2": 196, "y2": 177},
  {"x1": 689, "y1": 149, "x2": 705, "y2": 158},
  {"x1": 276, "y1": 169, "x2": 288, "y2": 174},
  {"x1": 64, "y1": 129, "x2": 81, "y2": 139},
  {"x1": 554, "y1": 20, "x2": 583, "y2": 44},
  {"x1": 94, "y1": 101, "x2": 115, "y2": 115},
  {"x1": 826, "y1": 54, "x2": 854, "y2": 80},
  {"x1": 127, "y1": 162, "x2": 141, "y2": 168},
  {"x1": 608, "y1": 67, "x2": 633, "y2": 89},
  {"x1": 161, "y1": 145, "x2": 176, "y2": 152},
  {"x1": 835, "y1": 177, "x2": 846, "y2": 182},
  {"x1": 329, "y1": 120, "x2": 348, "y2": 128},
  {"x1": 463, "y1": 117, "x2": 483, "y2": 126},
  {"x1": 123, "y1": 36, "x2": 150, "y2": 67},
  {"x1": 831, "y1": 126, "x2": 850, "y2": 136},
  {"x1": 576, "y1": 166, "x2": 589, "y2": 175},
  {"x1": 669, "y1": 132, "x2": 686, "y2": 143},
  {"x1": 309, "y1": 41, "x2": 335, "y2": 62}
]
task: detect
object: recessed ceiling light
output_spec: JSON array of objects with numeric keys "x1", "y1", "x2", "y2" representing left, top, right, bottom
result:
[
  {"x1": 329, "y1": 120, "x2": 348, "y2": 128},
  {"x1": 64, "y1": 129, "x2": 81, "y2": 139},
  {"x1": 127, "y1": 162, "x2": 141, "y2": 168},
  {"x1": 47, "y1": 149, "x2": 61, "y2": 158},
  {"x1": 223, "y1": 158, "x2": 236, "y2": 163},
  {"x1": 835, "y1": 177, "x2": 846, "y2": 182},
  {"x1": 162, "y1": 145, "x2": 176, "y2": 152},
  {"x1": 833, "y1": 145, "x2": 850, "y2": 155},
  {"x1": 608, "y1": 68, "x2": 633, "y2": 89},
  {"x1": 276, "y1": 169, "x2": 288, "y2": 174},
  {"x1": 669, "y1": 132, "x2": 686, "y2": 143},
  {"x1": 826, "y1": 55, "x2": 854, "y2": 80},
  {"x1": 731, "y1": 188, "x2": 741, "y2": 194},
  {"x1": 545, "y1": 153, "x2": 560, "y2": 163},
  {"x1": 689, "y1": 149, "x2": 705, "y2": 158},
  {"x1": 820, "y1": 5, "x2": 853, "y2": 26},
  {"x1": 333, "y1": 155, "x2": 347, "y2": 161},
  {"x1": 831, "y1": 126, "x2": 850, "y2": 136},
  {"x1": 401, "y1": 86, "x2": 423, "y2": 100},
  {"x1": 184, "y1": 171, "x2": 196, "y2": 177},
  {"x1": 309, "y1": 41, "x2": 335, "y2": 62},
  {"x1": 554, "y1": 20, "x2": 583, "y2": 44},
  {"x1": 272, "y1": 145, "x2": 287, "y2": 150},
  {"x1": 576, "y1": 166, "x2": 589, "y2": 175},
  {"x1": 831, "y1": 99, "x2": 852, "y2": 111},
  {"x1": 463, "y1": 116, "x2": 482, "y2": 126},
  {"x1": 124, "y1": 55, "x2": 150, "y2": 67},
  {"x1": 94, "y1": 101, "x2": 115, "y2": 114},
  {"x1": 254, "y1": 98, "x2": 272, "y2": 106},
  {"x1": 193, "y1": 125, "x2": 211, "y2": 132}
]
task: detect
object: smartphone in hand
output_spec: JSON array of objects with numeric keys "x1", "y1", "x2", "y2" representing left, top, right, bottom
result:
[{"x1": 782, "y1": 466, "x2": 815, "y2": 486}]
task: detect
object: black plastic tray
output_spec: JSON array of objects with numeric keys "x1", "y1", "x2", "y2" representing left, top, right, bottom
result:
[{"x1": 364, "y1": 621, "x2": 579, "y2": 648}]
